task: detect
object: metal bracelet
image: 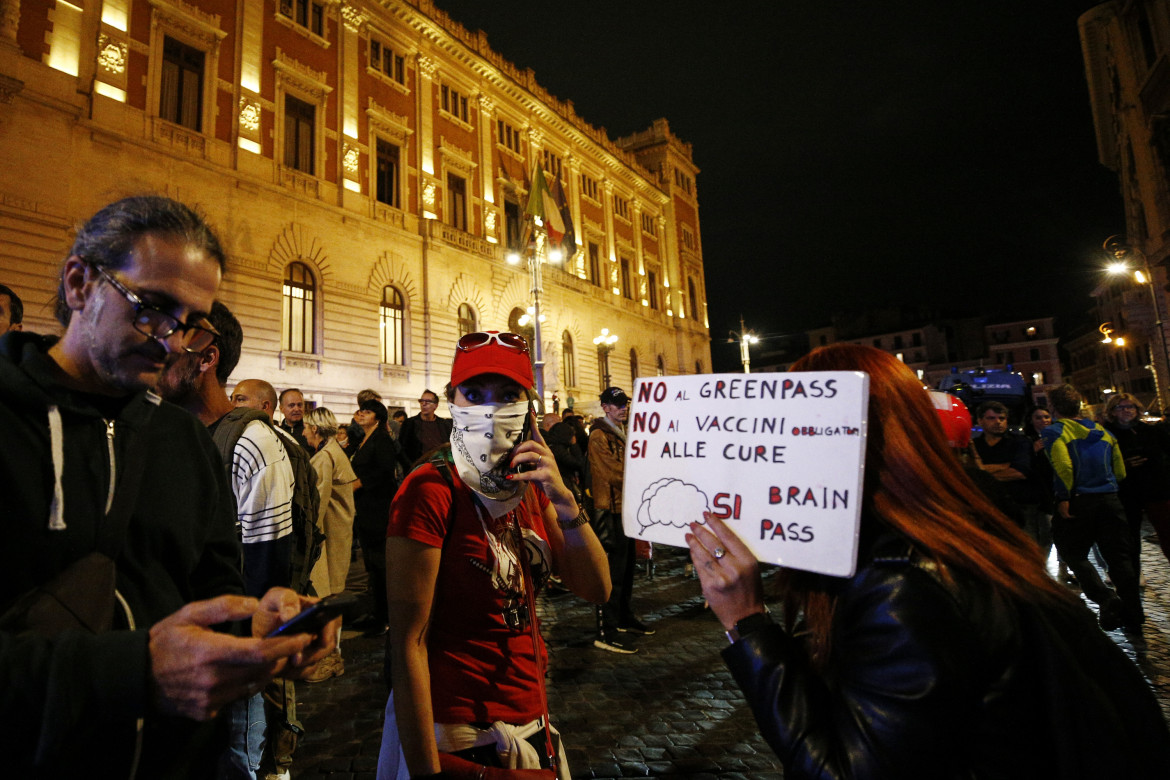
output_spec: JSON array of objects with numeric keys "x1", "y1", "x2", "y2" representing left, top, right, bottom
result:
[{"x1": 558, "y1": 508, "x2": 591, "y2": 530}]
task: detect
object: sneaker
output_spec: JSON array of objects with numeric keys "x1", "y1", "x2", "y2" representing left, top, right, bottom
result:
[
  {"x1": 1098, "y1": 599, "x2": 1126, "y2": 631},
  {"x1": 304, "y1": 651, "x2": 344, "y2": 683},
  {"x1": 593, "y1": 635, "x2": 638, "y2": 654},
  {"x1": 616, "y1": 617, "x2": 656, "y2": 636}
]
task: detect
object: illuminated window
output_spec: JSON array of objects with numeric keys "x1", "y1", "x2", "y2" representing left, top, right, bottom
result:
[
  {"x1": 587, "y1": 242, "x2": 602, "y2": 287},
  {"x1": 369, "y1": 37, "x2": 405, "y2": 84},
  {"x1": 542, "y1": 148, "x2": 563, "y2": 182},
  {"x1": 562, "y1": 331, "x2": 576, "y2": 388},
  {"x1": 457, "y1": 303, "x2": 477, "y2": 337},
  {"x1": 447, "y1": 173, "x2": 467, "y2": 231},
  {"x1": 375, "y1": 139, "x2": 400, "y2": 207},
  {"x1": 580, "y1": 173, "x2": 599, "y2": 201},
  {"x1": 160, "y1": 37, "x2": 203, "y2": 131},
  {"x1": 282, "y1": 263, "x2": 316, "y2": 353},
  {"x1": 497, "y1": 119, "x2": 522, "y2": 155},
  {"x1": 440, "y1": 84, "x2": 469, "y2": 123},
  {"x1": 620, "y1": 257, "x2": 633, "y2": 299},
  {"x1": 284, "y1": 95, "x2": 315, "y2": 173},
  {"x1": 613, "y1": 194, "x2": 630, "y2": 221},
  {"x1": 279, "y1": 0, "x2": 325, "y2": 37},
  {"x1": 380, "y1": 286, "x2": 405, "y2": 365}
]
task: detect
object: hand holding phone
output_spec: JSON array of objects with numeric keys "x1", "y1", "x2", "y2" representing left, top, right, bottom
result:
[{"x1": 265, "y1": 592, "x2": 357, "y2": 638}]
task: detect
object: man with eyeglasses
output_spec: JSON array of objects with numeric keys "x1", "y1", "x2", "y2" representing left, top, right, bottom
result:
[
  {"x1": 0, "y1": 197, "x2": 335, "y2": 778},
  {"x1": 399, "y1": 387, "x2": 453, "y2": 464}
]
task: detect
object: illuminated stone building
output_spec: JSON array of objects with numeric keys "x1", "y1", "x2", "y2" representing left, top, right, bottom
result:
[
  {"x1": 0, "y1": 0, "x2": 710, "y2": 417},
  {"x1": 1080, "y1": 2, "x2": 1170, "y2": 413}
]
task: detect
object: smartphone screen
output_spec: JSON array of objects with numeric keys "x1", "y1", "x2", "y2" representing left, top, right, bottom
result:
[{"x1": 265, "y1": 592, "x2": 357, "y2": 638}]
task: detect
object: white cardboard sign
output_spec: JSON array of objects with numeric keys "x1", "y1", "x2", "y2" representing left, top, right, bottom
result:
[{"x1": 620, "y1": 371, "x2": 869, "y2": 577}]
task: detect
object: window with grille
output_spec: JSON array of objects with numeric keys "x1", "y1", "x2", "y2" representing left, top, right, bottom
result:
[
  {"x1": 380, "y1": 286, "x2": 405, "y2": 365},
  {"x1": 282, "y1": 262, "x2": 316, "y2": 352}
]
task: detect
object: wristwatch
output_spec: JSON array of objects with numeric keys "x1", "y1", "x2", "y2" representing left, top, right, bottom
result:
[{"x1": 725, "y1": 608, "x2": 773, "y2": 644}]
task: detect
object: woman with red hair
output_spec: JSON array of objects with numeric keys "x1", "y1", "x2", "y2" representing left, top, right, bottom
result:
[{"x1": 688, "y1": 344, "x2": 1169, "y2": 778}]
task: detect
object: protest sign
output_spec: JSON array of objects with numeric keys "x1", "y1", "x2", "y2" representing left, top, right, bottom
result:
[{"x1": 621, "y1": 371, "x2": 869, "y2": 577}]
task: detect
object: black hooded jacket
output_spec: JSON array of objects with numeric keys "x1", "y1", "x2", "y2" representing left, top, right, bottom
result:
[{"x1": 0, "y1": 332, "x2": 243, "y2": 778}]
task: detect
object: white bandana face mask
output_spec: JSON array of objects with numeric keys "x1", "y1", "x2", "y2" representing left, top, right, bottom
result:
[{"x1": 449, "y1": 401, "x2": 530, "y2": 515}]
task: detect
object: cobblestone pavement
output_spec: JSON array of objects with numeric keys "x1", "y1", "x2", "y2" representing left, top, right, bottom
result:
[{"x1": 293, "y1": 534, "x2": 1170, "y2": 779}]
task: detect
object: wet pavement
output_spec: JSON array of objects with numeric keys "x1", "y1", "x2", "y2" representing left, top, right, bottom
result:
[{"x1": 292, "y1": 534, "x2": 1170, "y2": 779}]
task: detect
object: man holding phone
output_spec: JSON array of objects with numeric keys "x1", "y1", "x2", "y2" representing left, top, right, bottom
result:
[{"x1": 0, "y1": 197, "x2": 337, "y2": 779}]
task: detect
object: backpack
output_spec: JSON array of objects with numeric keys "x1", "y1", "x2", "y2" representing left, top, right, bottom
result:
[{"x1": 211, "y1": 407, "x2": 324, "y2": 595}]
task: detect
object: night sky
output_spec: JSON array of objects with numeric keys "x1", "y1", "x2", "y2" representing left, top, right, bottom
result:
[{"x1": 434, "y1": 1, "x2": 1123, "y2": 371}]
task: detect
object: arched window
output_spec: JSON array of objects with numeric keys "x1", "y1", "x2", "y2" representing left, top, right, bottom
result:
[
  {"x1": 629, "y1": 348, "x2": 639, "y2": 386},
  {"x1": 562, "y1": 331, "x2": 576, "y2": 388},
  {"x1": 457, "y1": 302, "x2": 477, "y2": 337},
  {"x1": 688, "y1": 278, "x2": 700, "y2": 322},
  {"x1": 282, "y1": 262, "x2": 315, "y2": 353},
  {"x1": 380, "y1": 286, "x2": 405, "y2": 365},
  {"x1": 656, "y1": 355, "x2": 666, "y2": 376}
]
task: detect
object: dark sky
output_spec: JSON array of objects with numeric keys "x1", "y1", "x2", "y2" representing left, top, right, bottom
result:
[{"x1": 434, "y1": 1, "x2": 1123, "y2": 371}]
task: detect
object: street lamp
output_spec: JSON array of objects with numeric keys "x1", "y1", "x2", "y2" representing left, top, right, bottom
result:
[
  {"x1": 728, "y1": 314, "x2": 759, "y2": 373},
  {"x1": 508, "y1": 234, "x2": 563, "y2": 411},
  {"x1": 594, "y1": 328, "x2": 618, "y2": 388},
  {"x1": 1103, "y1": 235, "x2": 1169, "y2": 414}
]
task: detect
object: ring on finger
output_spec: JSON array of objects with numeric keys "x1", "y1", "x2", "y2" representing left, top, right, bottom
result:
[{"x1": 713, "y1": 547, "x2": 726, "y2": 560}]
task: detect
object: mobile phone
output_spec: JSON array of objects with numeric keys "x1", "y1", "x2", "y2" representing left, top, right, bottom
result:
[
  {"x1": 510, "y1": 407, "x2": 535, "y2": 473},
  {"x1": 265, "y1": 592, "x2": 357, "y2": 638}
]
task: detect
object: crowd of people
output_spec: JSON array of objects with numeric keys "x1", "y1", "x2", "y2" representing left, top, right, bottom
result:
[{"x1": 4, "y1": 196, "x2": 1170, "y2": 779}]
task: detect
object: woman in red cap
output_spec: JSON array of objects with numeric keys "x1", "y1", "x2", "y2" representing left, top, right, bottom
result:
[{"x1": 378, "y1": 332, "x2": 611, "y2": 780}]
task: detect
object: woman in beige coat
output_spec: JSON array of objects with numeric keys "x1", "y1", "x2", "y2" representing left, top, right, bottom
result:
[{"x1": 305, "y1": 407, "x2": 358, "y2": 597}]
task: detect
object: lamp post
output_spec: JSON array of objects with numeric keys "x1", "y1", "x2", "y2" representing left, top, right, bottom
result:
[
  {"x1": 507, "y1": 238, "x2": 565, "y2": 412},
  {"x1": 728, "y1": 314, "x2": 759, "y2": 373},
  {"x1": 1103, "y1": 236, "x2": 1169, "y2": 414},
  {"x1": 594, "y1": 328, "x2": 618, "y2": 388}
]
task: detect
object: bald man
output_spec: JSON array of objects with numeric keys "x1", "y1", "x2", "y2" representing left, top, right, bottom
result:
[{"x1": 232, "y1": 378, "x2": 279, "y2": 421}]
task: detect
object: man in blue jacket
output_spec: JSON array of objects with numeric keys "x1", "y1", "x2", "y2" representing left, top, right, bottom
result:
[
  {"x1": 1041, "y1": 384, "x2": 1139, "y2": 631},
  {"x1": 0, "y1": 196, "x2": 335, "y2": 778}
]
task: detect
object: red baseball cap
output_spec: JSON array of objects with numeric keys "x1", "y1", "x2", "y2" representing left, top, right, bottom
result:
[{"x1": 450, "y1": 331, "x2": 535, "y2": 389}]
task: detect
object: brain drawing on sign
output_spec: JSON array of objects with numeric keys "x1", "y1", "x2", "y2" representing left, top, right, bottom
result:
[{"x1": 637, "y1": 478, "x2": 710, "y2": 532}]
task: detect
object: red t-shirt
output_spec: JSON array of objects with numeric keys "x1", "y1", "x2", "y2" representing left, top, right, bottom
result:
[{"x1": 388, "y1": 463, "x2": 552, "y2": 724}]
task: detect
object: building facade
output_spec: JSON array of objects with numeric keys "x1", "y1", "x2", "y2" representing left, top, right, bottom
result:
[
  {"x1": 0, "y1": 0, "x2": 710, "y2": 418},
  {"x1": 1080, "y1": 1, "x2": 1170, "y2": 414}
]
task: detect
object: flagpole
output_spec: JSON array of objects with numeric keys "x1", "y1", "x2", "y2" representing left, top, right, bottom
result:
[{"x1": 530, "y1": 230, "x2": 545, "y2": 413}]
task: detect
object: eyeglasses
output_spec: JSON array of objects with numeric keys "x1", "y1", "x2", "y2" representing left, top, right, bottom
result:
[
  {"x1": 89, "y1": 262, "x2": 219, "y2": 353},
  {"x1": 417, "y1": 398, "x2": 437, "y2": 405},
  {"x1": 457, "y1": 331, "x2": 529, "y2": 354}
]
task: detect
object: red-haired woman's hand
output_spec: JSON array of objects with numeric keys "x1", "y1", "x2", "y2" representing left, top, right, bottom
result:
[{"x1": 686, "y1": 513, "x2": 766, "y2": 632}]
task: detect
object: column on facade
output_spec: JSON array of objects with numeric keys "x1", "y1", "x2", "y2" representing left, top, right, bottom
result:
[
  {"x1": 631, "y1": 200, "x2": 645, "y2": 305},
  {"x1": 340, "y1": 5, "x2": 365, "y2": 196},
  {"x1": 476, "y1": 93, "x2": 496, "y2": 240},
  {"x1": 417, "y1": 54, "x2": 437, "y2": 218},
  {"x1": 602, "y1": 178, "x2": 617, "y2": 294},
  {"x1": 566, "y1": 153, "x2": 584, "y2": 278}
]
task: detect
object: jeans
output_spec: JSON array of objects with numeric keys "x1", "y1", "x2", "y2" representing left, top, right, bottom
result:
[{"x1": 219, "y1": 692, "x2": 266, "y2": 779}]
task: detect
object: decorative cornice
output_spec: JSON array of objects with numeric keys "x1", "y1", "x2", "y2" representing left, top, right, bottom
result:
[
  {"x1": 273, "y1": 47, "x2": 333, "y2": 99},
  {"x1": 438, "y1": 136, "x2": 476, "y2": 175},
  {"x1": 149, "y1": 0, "x2": 227, "y2": 46},
  {"x1": 477, "y1": 93, "x2": 494, "y2": 114},
  {"x1": 367, "y1": 98, "x2": 413, "y2": 143},
  {"x1": 0, "y1": 73, "x2": 23, "y2": 104},
  {"x1": 417, "y1": 55, "x2": 437, "y2": 79}
]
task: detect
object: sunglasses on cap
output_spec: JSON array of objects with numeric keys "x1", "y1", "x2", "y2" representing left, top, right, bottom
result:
[{"x1": 456, "y1": 331, "x2": 529, "y2": 354}]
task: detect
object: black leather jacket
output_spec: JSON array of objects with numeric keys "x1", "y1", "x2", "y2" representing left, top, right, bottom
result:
[{"x1": 723, "y1": 529, "x2": 1170, "y2": 778}]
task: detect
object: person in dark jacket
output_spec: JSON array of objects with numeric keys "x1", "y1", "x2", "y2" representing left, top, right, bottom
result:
[
  {"x1": 1102, "y1": 393, "x2": 1170, "y2": 571},
  {"x1": 546, "y1": 421, "x2": 585, "y2": 502},
  {"x1": 0, "y1": 196, "x2": 334, "y2": 779},
  {"x1": 350, "y1": 398, "x2": 401, "y2": 635},
  {"x1": 687, "y1": 344, "x2": 1170, "y2": 778}
]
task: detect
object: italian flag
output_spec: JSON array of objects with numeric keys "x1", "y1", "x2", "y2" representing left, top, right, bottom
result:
[{"x1": 526, "y1": 163, "x2": 565, "y2": 244}]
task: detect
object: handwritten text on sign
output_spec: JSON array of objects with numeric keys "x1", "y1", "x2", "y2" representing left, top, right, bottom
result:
[{"x1": 621, "y1": 372, "x2": 869, "y2": 577}]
